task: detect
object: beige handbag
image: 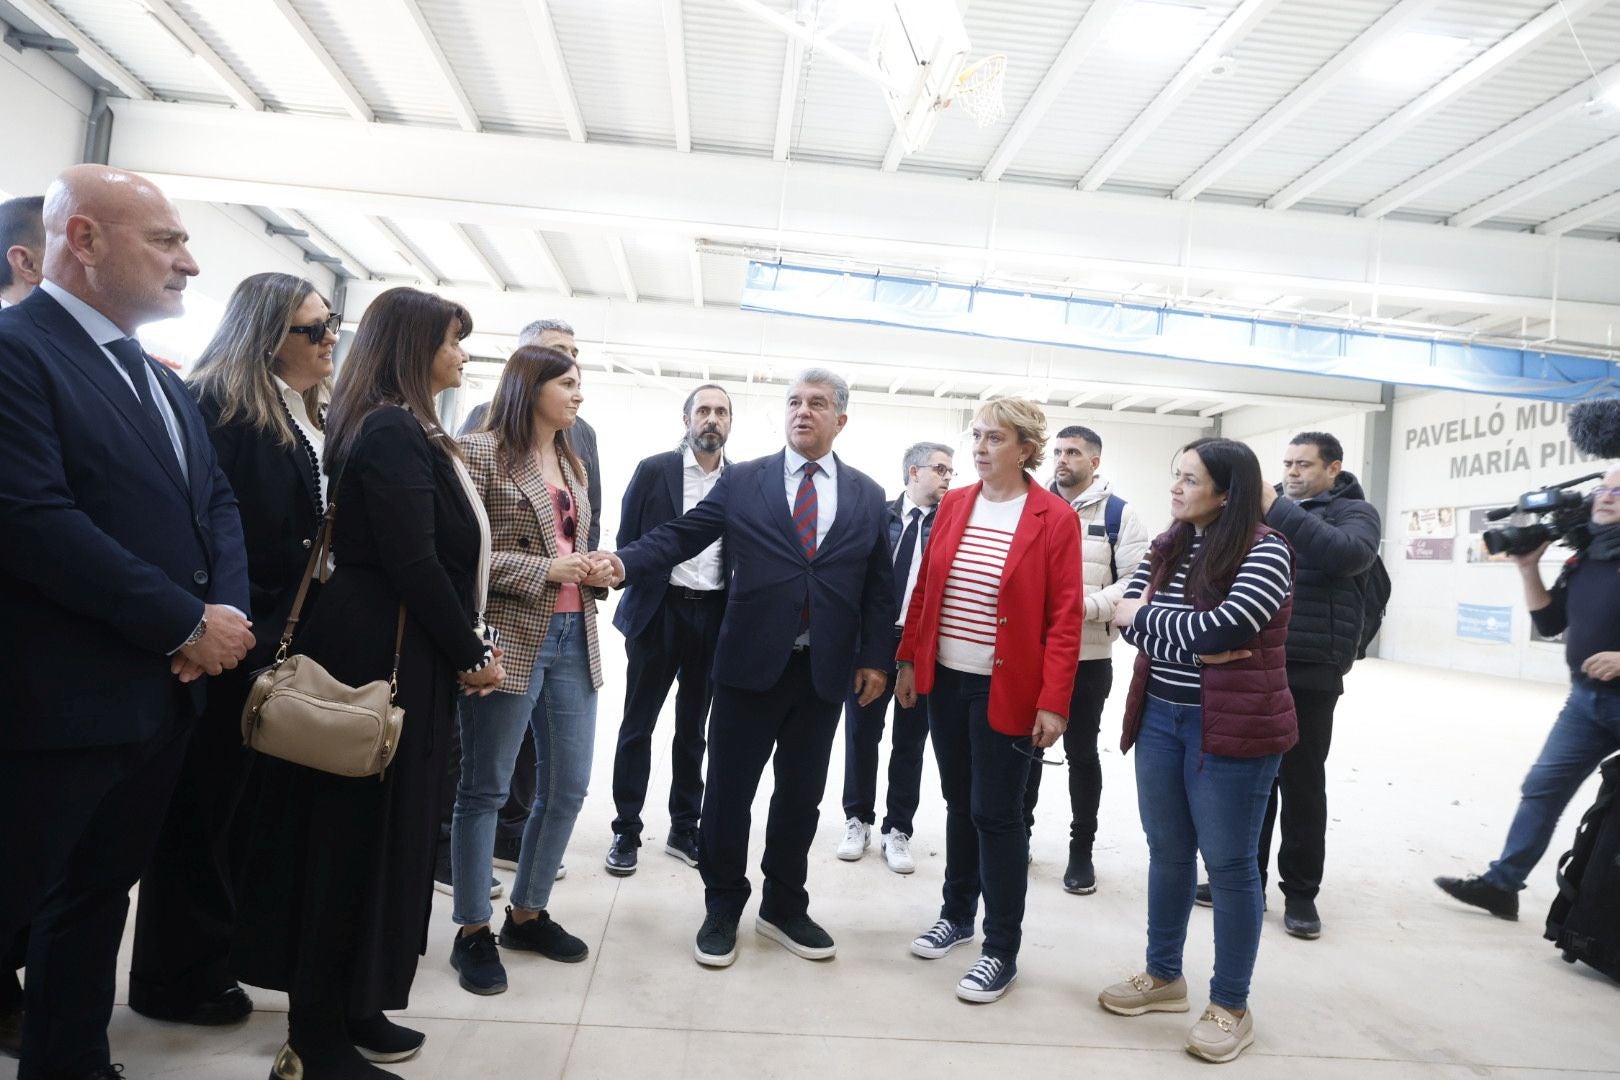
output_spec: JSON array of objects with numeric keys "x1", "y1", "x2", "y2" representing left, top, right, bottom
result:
[{"x1": 241, "y1": 506, "x2": 406, "y2": 779}]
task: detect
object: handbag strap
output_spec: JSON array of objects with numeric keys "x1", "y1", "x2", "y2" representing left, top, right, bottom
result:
[{"x1": 277, "y1": 504, "x2": 408, "y2": 696}]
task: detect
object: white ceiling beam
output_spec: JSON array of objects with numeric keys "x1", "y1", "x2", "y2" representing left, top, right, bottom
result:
[
  {"x1": 396, "y1": 0, "x2": 480, "y2": 132},
  {"x1": 1359, "y1": 59, "x2": 1620, "y2": 219},
  {"x1": 1536, "y1": 190, "x2": 1620, "y2": 237},
  {"x1": 526, "y1": 231, "x2": 574, "y2": 297},
  {"x1": 1172, "y1": 0, "x2": 1437, "y2": 201},
  {"x1": 367, "y1": 217, "x2": 442, "y2": 285},
  {"x1": 137, "y1": 0, "x2": 262, "y2": 110},
  {"x1": 1067, "y1": 391, "x2": 1098, "y2": 408},
  {"x1": 521, "y1": 0, "x2": 586, "y2": 142},
  {"x1": 1199, "y1": 402, "x2": 1238, "y2": 417},
  {"x1": 269, "y1": 207, "x2": 370, "y2": 280},
  {"x1": 881, "y1": 130, "x2": 908, "y2": 173},
  {"x1": 1448, "y1": 137, "x2": 1620, "y2": 228},
  {"x1": 606, "y1": 235, "x2": 639, "y2": 302},
  {"x1": 1267, "y1": 0, "x2": 1608, "y2": 212},
  {"x1": 977, "y1": 383, "x2": 1005, "y2": 400},
  {"x1": 266, "y1": 0, "x2": 373, "y2": 122},
  {"x1": 9, "y1": 0, "x2": 152, "y2": 100},
  {"x1": 689, "y1": 248, "x2": 704, "y2": 308},
  {"x1": 771, "y1": 0, "x2": 814, "y2": 161},
  {"x1": 451, "y1": 223, "x2": 506, "y2": 290},
  {"x1": 662, "y1": 0, "x2": 692, "y2": 153},
  {"x1": 1156, "y1": 397, "x2": 1198, "y2": 414},
  {"x1": 933, "y1": 380, "x2": 957, "y2": 397},
  {"x1": 1079, "y1": 0, "x2": 1282, "y2": 192},
  {"x1": 889, "y1": 375, "x2": 909, "y2": 394},
  {"x1": 982, "y1": 0, "x2": 1125, "y2": 183},
  {"x1": 1112, "y1": 394, "x2": 1150, "y2": 411}
]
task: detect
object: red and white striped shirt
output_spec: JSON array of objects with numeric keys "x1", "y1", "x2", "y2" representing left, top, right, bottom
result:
[{"x1": 937, "y1": 493, "x2": 1025, "y2": 676}]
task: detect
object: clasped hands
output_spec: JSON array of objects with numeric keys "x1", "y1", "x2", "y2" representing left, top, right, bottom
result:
[
  {"x1": 171, "y1": 604, "x2": 255, "y2": 684},
  {"x1": 545, "y1": 551, "x2": 622, "y2": 588},
  {"x1": 459, "y1": 644, "x2": 507, "y2": 697}
]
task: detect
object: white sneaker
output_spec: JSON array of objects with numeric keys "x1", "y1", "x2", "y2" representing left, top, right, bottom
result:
[
  {"x1": 881, "y1": 830, "x2": 915, "y2": 874},
  {"x1": 836, "y1": 818, "x2": 870, "y2": 861}
]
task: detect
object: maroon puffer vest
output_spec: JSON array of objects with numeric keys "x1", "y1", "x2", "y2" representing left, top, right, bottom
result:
[{"x1": 1120, "y1": 524, "x2": 1299, "y2": 759}]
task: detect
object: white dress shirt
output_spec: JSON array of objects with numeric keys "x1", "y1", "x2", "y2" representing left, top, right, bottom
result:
[
  {"x1": 894, "y1": 493, "x2": 931, "y2": 628},
  {"x1": 40, "y1": 278, "x2": 187, "y2": 481},
  {"x1": 668, "y1": 444, "x2": 726, "y2": 591},
  {"x1": 783, "y1": 446, "x2": 837, "y2": 552},
  {"x1": 272, "y1": 373, "x2": 329, "y2": 507}
]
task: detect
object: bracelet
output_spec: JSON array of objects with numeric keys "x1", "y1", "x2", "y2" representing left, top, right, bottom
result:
[
  {"x1": 462, "y1": 645, "x2": 495, "y2": 675},
  {"x1": 181, "y1": 615, "x2": 208, "y2": 649}
]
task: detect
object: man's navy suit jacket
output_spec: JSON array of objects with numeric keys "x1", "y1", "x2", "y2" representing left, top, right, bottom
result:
[
  {"x1": 616, "y1": 449, "x2": 897, "y2": 705},
  {"x1": 612, "y1": 447, "x2": 735, "y2": 642},
  {"x1": 0, "y1": 288, "x2": 249, "y2": 750}
]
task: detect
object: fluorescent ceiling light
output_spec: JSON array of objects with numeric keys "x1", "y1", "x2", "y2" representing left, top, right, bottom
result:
[
  {"x1": 1108, "y1": 2, "x2": 1208, "y2": 57},
  {"x1": 1360, "y1": 32, "x2": 1469, "y2": 84}
]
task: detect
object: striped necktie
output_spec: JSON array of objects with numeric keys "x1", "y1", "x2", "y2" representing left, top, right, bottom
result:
[{"x1": 793, "y1": 461, "x2": 820, "y2": 558}]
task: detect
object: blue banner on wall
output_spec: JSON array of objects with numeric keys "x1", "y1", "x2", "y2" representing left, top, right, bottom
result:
[{"x1": 1457, "y1": 604, "x2": 1514, "y2": 644}]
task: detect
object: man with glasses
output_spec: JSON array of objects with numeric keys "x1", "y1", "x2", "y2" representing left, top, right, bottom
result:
[
  {"x1": 836, "y1": 442, "x2": 954, "y2": 873},
  {"x1": 1023, "y1": 425, "x2": 1150, "y2": 895},
  {"x1": 1438, "y1": 465, "x2": 1620, "y2": 920}
]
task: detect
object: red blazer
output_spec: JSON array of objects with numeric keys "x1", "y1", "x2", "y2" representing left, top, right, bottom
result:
[{"x1": 897, "y1": 480, "x2": 1083, "y2": 736}]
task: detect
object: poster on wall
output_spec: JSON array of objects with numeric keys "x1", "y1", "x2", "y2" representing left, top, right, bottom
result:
[
  {"x1": 1457, "y1": 603, "x2": 1513, "y2": 643},
  {"x1": 1404, "y1": 507, "x2": 1456, "y2": 561}
]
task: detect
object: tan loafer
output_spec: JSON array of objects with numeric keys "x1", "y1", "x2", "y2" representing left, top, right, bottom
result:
[
  {"x1": 1097, "y1": 972, "x2": 1190, "y2": 1016},
  {"x1": 1186, "y1": 1003, "x2": 1255, "y2": 1063}
]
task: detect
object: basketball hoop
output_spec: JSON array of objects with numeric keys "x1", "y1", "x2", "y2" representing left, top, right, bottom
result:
[{"x1": 951, "y1": 54, "x2": 1006, "y2": 127}]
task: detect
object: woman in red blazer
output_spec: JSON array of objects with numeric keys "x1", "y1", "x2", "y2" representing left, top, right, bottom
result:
[{"x1": 895, "y1": 396, "x2": 1082, "y2": 1004}]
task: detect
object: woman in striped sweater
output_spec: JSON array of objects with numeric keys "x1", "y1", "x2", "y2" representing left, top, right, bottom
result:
[
  {"x1": 894, "y1": 397, "x2": 1082, "y2": 1004},
  {"x1": 1096, "y1": 437, "x2": 1296, "y2": 1065}
]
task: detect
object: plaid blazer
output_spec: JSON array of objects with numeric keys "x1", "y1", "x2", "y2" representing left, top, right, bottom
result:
[{"x1": 458, "y1": 431, "x2": 605, "y2": 694}]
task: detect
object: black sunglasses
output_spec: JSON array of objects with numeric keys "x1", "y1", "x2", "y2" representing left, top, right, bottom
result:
[
  {"x1": 555, "y1": 488, "x2": 576, "y2": 541},
  {"x1": 287, "y1": 313, "x2": 343, "y2": 344},
  {"x1": 1011, "y1": 740, "x2": 1065, "y2": 768}
]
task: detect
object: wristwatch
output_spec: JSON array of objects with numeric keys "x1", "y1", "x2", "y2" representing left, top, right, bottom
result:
[{"x1": 181, "y1": 614, "x2": 208, "y2": 649}]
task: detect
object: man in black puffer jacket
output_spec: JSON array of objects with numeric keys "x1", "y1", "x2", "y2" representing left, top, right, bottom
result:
[{"x1": 1199, "y1": 431, "x2": 1382, "y2": 940}]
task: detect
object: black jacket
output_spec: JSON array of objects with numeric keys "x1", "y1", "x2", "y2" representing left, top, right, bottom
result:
[
  {"x1": 194, "y1": 388, "x2": 324, "y2": 671},
  {"x1": 613, "y1": 447, "x2": 735, "y2": 641},
  {"x1": 1262, "y1": 471, "x2": 1382, "y2": 678}
]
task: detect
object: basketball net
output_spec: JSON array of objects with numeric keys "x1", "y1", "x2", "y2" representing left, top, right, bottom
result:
[{"x1": 951, "y1": 53, "x2": 1007, "y2": 127}]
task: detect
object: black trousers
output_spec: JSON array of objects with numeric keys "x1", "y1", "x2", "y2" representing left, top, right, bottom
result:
[
  {"x1": 1022, "y1": 658, "x2": 1115, "y2": 852},
  {"x1": 0, "y1": 708, "x2": 192, "y2": 1079},
  {"x1": 930, "y1": 666, "x2": 1032, "y2": 961},
  {"x1": 699, "y1": 652, "x2": 841, "y2": 922},
  {"x1": 610, "y1": 590, "x2": 724, "y2": 841},
  {"x1": 841, "y1": 627, "x2": 929, "y2": 836},
  {"x1": 130, "y1": 679, "x2": 251, "y2": 1003},
  {"x1": 1257, "y1": 685, "x2": 1340, "y2": 900}
]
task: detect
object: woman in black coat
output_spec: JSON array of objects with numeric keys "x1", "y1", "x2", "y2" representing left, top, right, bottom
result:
[
  {"x1": 128, "y1": 272, "x2": 335, "y2": 1024},
  {"x1": 231, "y1": 287, "x2": 505, "y2": 1080}
]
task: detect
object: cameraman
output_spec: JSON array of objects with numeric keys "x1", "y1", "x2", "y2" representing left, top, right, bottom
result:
[{"x1": 1436, "y1": 464, "x2": 1620, "y2": 920}]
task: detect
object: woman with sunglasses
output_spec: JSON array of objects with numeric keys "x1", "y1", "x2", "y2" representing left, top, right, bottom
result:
[
  {"x1": 1097, "y1": 437, "x2": 1295, "y2": 1065},
  {"x1": 125, "y1": 274, "x2": 338, "y2": 1026},
  {"x1": 894, "y1": 396, "x2": 1082, "y2": 1003},
  {"x1": 446, "y1": 343, "x2": 611, "y2": 996}
]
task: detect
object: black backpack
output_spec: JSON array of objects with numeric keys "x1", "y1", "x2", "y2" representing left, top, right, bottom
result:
[
  {"x1": 1353, "y1": 554, "x2": 1392, "y2": 660},
  {"x1": 1545, "y1": 754, "x2": 1620, "y2": 983}
]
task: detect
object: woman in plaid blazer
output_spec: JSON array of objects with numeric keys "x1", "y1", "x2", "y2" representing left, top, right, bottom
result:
[{"x1": 447, "y1": 344, "x2": 611, "y2": 996}]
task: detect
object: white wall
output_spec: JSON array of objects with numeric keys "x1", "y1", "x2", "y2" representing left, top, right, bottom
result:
[
  {"x1": 0, "y1": 42, "x2": 90, "y2": 198},
  {"x1": 1222, "y1": 405, "x2": 1374, "y2": 501},
  {"x1": 1377, "y1": 388, "x2": 1608, "y2": 683}
]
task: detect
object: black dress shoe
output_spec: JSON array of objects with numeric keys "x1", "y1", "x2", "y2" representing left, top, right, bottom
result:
[
  {"x1": 604, "y1": 833, "x2": 638, "y2": 876},
  {"x1": 1435, "y1": 874, "x2": 1519, "y2": 920},
  {"x1": 128, "y1": 983, "x2": 253, "y2": 1026}
]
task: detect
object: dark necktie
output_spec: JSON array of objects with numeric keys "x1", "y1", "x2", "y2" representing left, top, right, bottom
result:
[
  {"x1": 793, "y1": 462, "x2": 820, "y2": 633},
  {"x1": 106, "y1": 337, "x2": 172, "y2": 450},
  {"x1": 892, "y1": 507, "x2": 923, "y2": 610}
]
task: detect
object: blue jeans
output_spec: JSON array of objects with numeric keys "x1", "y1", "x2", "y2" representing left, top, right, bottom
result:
[
  {"x1": 451, "y1": 614, "x2": 597, "y2": 925},
  {"x1": 928, "y1": 666, "x2": 1032, "y2": 961},
  {"x1": 1134, "y1": 696, "x2": 1280, "y2": 1011},
  {"x1": 1485, "y1": 681, "x2": 1620, "y2": 891}
]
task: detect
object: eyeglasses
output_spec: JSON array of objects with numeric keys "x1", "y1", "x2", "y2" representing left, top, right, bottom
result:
[
  {"x1": 286, "y1": 313, "x2": 343, "y2": 344},
  {"x1": 1010, "y1": 740, "x2": 1065, "y2": 768},
  {"x1": 922, "y1": 464, "x2": 955, "y2": 479},
  {"x1": 1594, "y1": 486, "x2": 1620, "y2": 500}
]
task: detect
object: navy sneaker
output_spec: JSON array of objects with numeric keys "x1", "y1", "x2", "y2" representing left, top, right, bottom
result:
[
  {"x1": 756, "y1": 913, "x2": 836, "y2": 960},
  {"x1": 664, "y1": 829, "x2": 700, "y2": 868},
  {"x1": 956, "y1": 954, "x2": 1017, "y2": 1003},
  {"x1": 695, "y1": 912, "x2": 739, "y2": 968},
  {"x1": 499, "y1": 907, "x2": 588, "y2": 963},
  {"x1": 605, "y1": 834, "x2": 638, "y2": 876},
  {"x1": 910, "y1": 918, "x2": 975, "y2": 959},
  {"x1": 450, "y1": 926, "x2": 507, "y2": 995}
]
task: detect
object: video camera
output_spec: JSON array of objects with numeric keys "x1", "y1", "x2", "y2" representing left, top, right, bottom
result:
[{"x1": 1481, "y1": 474, "x2": 1602, "y2": 557}]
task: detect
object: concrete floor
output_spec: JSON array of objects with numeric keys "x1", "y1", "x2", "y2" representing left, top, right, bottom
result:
[{"x1": 4, "y1": 653, "x2": 1617, "y2": 1078}]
